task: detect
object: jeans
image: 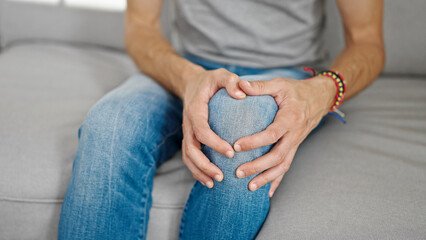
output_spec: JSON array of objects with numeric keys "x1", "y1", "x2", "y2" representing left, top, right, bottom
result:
[{"x1": 58, "y1": 55, "x2": 310, "y2": 240}]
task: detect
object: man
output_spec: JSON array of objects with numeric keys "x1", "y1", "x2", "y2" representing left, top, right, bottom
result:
[{"x1": 58, "y1": 0, "x2": 385, "y2": 239}]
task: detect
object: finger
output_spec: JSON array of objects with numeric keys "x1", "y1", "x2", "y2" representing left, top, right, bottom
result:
[
  {"x1": 249, "y1": 146, "x2": 298, "y2": 191},
  {"x1": 236, "y1": 138, "x2": 288, "y2": 178},
  {"x1": 186, "y1": 144, "x2": 224, "y2": 182},
  {"x1": 248, "y1": 162, "x2": 287, "y2": 191},
  {"x1": 234, "y1": 110, "x2": 287, "y2": 152},
  {"x1": 238, "y1": 78, "x2": 280, "y2": 96},
  {"x1": 219, "y1": 72, "x2": 246, "y2": 99},
  {"x1": 182, "y1": 152, "x2": 215, "y2": 188},
  {"x1": 183, "y1": 122, "x2": 224, "y2": 181},
  {"x1": 191, "y1": 115, "x2": 234, "y2": 158},
  {"x1": 182, "y1": 118, "x2": 217, "y2": 188},
  {"x1": 269, "y1": 174, "x2": 285, "y2": 197},
  {"x1": 234, "y1": 109, "x2": 301, "y2": 152}
]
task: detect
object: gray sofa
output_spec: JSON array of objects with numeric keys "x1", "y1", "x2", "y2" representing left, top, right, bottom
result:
[{"x1": 0, "y1": 1, "x2": 425, "y2": 239}]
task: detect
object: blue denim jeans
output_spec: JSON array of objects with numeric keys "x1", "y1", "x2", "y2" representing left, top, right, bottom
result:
[{"x1": 58, "y1": 55, "x2": 310, "y2": 240}]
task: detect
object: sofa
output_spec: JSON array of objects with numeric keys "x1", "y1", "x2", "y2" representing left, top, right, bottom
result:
[{"x1": 0, "y1": 0, "x2": 425, "y2": 239}]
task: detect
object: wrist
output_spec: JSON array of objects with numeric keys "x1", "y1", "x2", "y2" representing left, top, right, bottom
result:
[
  {"x1": 177, "y1": 61, "x2": 205, "y2": 99},
  {"x1": 309, "y1": 76, "x2": 338, "y2": 115}
]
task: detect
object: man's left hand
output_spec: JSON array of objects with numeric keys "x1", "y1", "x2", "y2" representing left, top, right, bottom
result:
[{"x1": 234, "y1": 76, "x2": 336, "y2": 197}]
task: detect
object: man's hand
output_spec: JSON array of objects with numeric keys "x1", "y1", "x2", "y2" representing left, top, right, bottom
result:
[
  {"x1": 233, "y1": 76, "x2": 337, "y2": 197},
  {"x1": 182, "y1": 68, "x2": 246, "y2": 188}
]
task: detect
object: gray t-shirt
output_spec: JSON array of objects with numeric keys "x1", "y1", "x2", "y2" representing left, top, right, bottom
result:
[{"x1": 174, "y1": 0, "x2": 326, "y2": 68}]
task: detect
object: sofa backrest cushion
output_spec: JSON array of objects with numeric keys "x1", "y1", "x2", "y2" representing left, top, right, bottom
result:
[
  {"x1": 1, "y1": 0, "x2": 425, "y2": 76},
  {"x1": 0, "y1": 1, "x2": 176, "y2": 51},
  {"x1": 324, "y1": 0, "x2": 426, "y2": 76},
  {"x1": 0, "y1": 1, "x2": 126, "y2": 50}
]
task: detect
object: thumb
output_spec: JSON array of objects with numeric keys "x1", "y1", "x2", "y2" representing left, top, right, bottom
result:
[
  {"x1": 239, "y1": 79, "x2": 278, "y2": 96},
  {"x1": 217, "y1": 72, "x2": 246, "y2": 100}
]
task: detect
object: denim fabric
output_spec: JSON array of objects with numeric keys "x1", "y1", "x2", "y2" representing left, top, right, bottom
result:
[{"x1": 58, "y1": 58, "x2": 310, "y2": 239}]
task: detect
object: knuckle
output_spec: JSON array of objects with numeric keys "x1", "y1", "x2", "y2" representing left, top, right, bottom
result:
[
  {"x1": 247, "y1": 164, "x2": 261, "y2": 175},
  {"x1": 271, "y1": 152, "x2": 284, "y2": 163},
  {"x1": 194, "y1": 128, "x2": 207, "y2": 141},
  {"x1": 241, "y1": 140, "x2": 254, "y2": 151},
  {"x1": 184, "y1": 144, "x2": 191, "y2": 155},
  {"x1": 256, "y1": 82, "x2": 264, "y2": 92},
  {"x1": 281, "y1": 163, "x2": 290, "y2": 173},
  {"x1": 228, "y1": 73, "x2": 239, "y2": 82},
  {"x1": 198, "y1": 162, "x2": 210, "y2": 173},
  {"x1": 198, "y1": 132, "x2": 209, "y2": 142},
  {"x1": 216, "y1": 68, "x2": 226, "y2": 74},
  {"x1": 266, "y1": 129, "x2": 279, "y2": 142},
  {"x1": 182, "y1": 138, "x2": 189, "y2": 149},
  {"x1": 258, "y1": 174, "x2": 270, "y2": 184}
]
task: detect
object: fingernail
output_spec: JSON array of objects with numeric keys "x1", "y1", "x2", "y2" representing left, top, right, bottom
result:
[
  {"x1": 214, "y1": 174, "x2": 223, "y2": 182},
  {"x1": 236, "y1": 90, "x2": 246, "y2": 98},
  {"x1": 250, "y1": 183, "x2": 257, "y2": 191},
  {"x1": 236, "y1": 170, "x2": 245, "y2": 178},
  {"x1": 206, "y1": 181, "x2": 214, "y2": 188},
  {"x1": 269, "y1": 191, "x2": 274, "y2": 198},
  {"x1": 226, "y1": 150, "x2": 234, "y2": 158},
  {"x1": 234, "y1": 144, "x2": 241, "y2": 152},
  {"x1": 245, "y1": 80, "x2": 251, "y2": 87}
]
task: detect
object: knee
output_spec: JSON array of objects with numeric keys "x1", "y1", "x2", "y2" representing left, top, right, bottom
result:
[
  {"x1": 208, "y1": 88, "x2": 278, "y2": 144},
  {"x1": 205, "y1": 88, "x2": 277, "y2": 194},
  {"x1": 80, "y1": 94, "x2": 153, "y2": 152},
  {"x1": 74, "y1": 94, "x2": 158, "y2": 176}
]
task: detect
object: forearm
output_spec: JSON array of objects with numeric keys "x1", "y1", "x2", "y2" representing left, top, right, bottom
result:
[
  {"x1": 330, "y1": 42, "x2": 385, "y2": 101},
  {"x1": 125, "y1": 18, "x2": 204, "y2": 99},
  {"x1": 330, "y1": 0, "x2": 385, "y2": 102}
]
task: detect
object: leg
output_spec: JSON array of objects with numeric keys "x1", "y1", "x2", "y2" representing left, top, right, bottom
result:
[
  {"x1": 58, "y1": 74, "x2": 183, "y2": 240},
  {"x1": 179, "y1": 75, "x2": 279, "y2": 240}
]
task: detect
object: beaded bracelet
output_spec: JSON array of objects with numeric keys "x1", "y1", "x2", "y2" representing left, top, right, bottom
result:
[
  {"x1": 304, "y1": 67, "x2": 346, "y2": 112},
  {"x1": 318, "y1": 71, "x2": 346, "y2": 111},
  {"x1": 304, "y1": 67, "x2": 347, "y2": 123}
]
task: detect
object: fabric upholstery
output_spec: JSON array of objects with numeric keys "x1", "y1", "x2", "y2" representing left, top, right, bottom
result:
[
  {"x1": 0, "y1": 1, "x2": 126, "y2": 51},
  {"x1": 0, "y1": 0, "x2": 175, "y2": 51},
  {"x1": 1, "y1": 43, "x2": 425, "y2": 239}
]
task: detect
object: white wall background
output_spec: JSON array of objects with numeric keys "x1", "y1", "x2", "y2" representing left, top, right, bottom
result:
[{"x1": 9, "y1": 0, "x2": 126, "y2": 11}]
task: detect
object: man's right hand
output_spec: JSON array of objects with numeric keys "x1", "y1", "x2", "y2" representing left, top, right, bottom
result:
[{"x1": 182, "y1": 68, "x2": 246, "y2": 188}]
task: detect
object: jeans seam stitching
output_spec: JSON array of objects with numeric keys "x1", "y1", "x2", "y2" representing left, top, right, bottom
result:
[
  {"x1": 137, "y1": 149, "x2": 156, "y2": 240},
  {"x1": 178, "y1": 182, "x2": 199, "y2": 239}
]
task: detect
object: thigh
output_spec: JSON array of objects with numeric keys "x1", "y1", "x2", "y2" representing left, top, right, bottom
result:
[
  {"x1": 60, "y1": 73, "x2": 184, "y2": 239},
  {"x1": 83, "y1": 73, "x2": 184, "y2": 167}
]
